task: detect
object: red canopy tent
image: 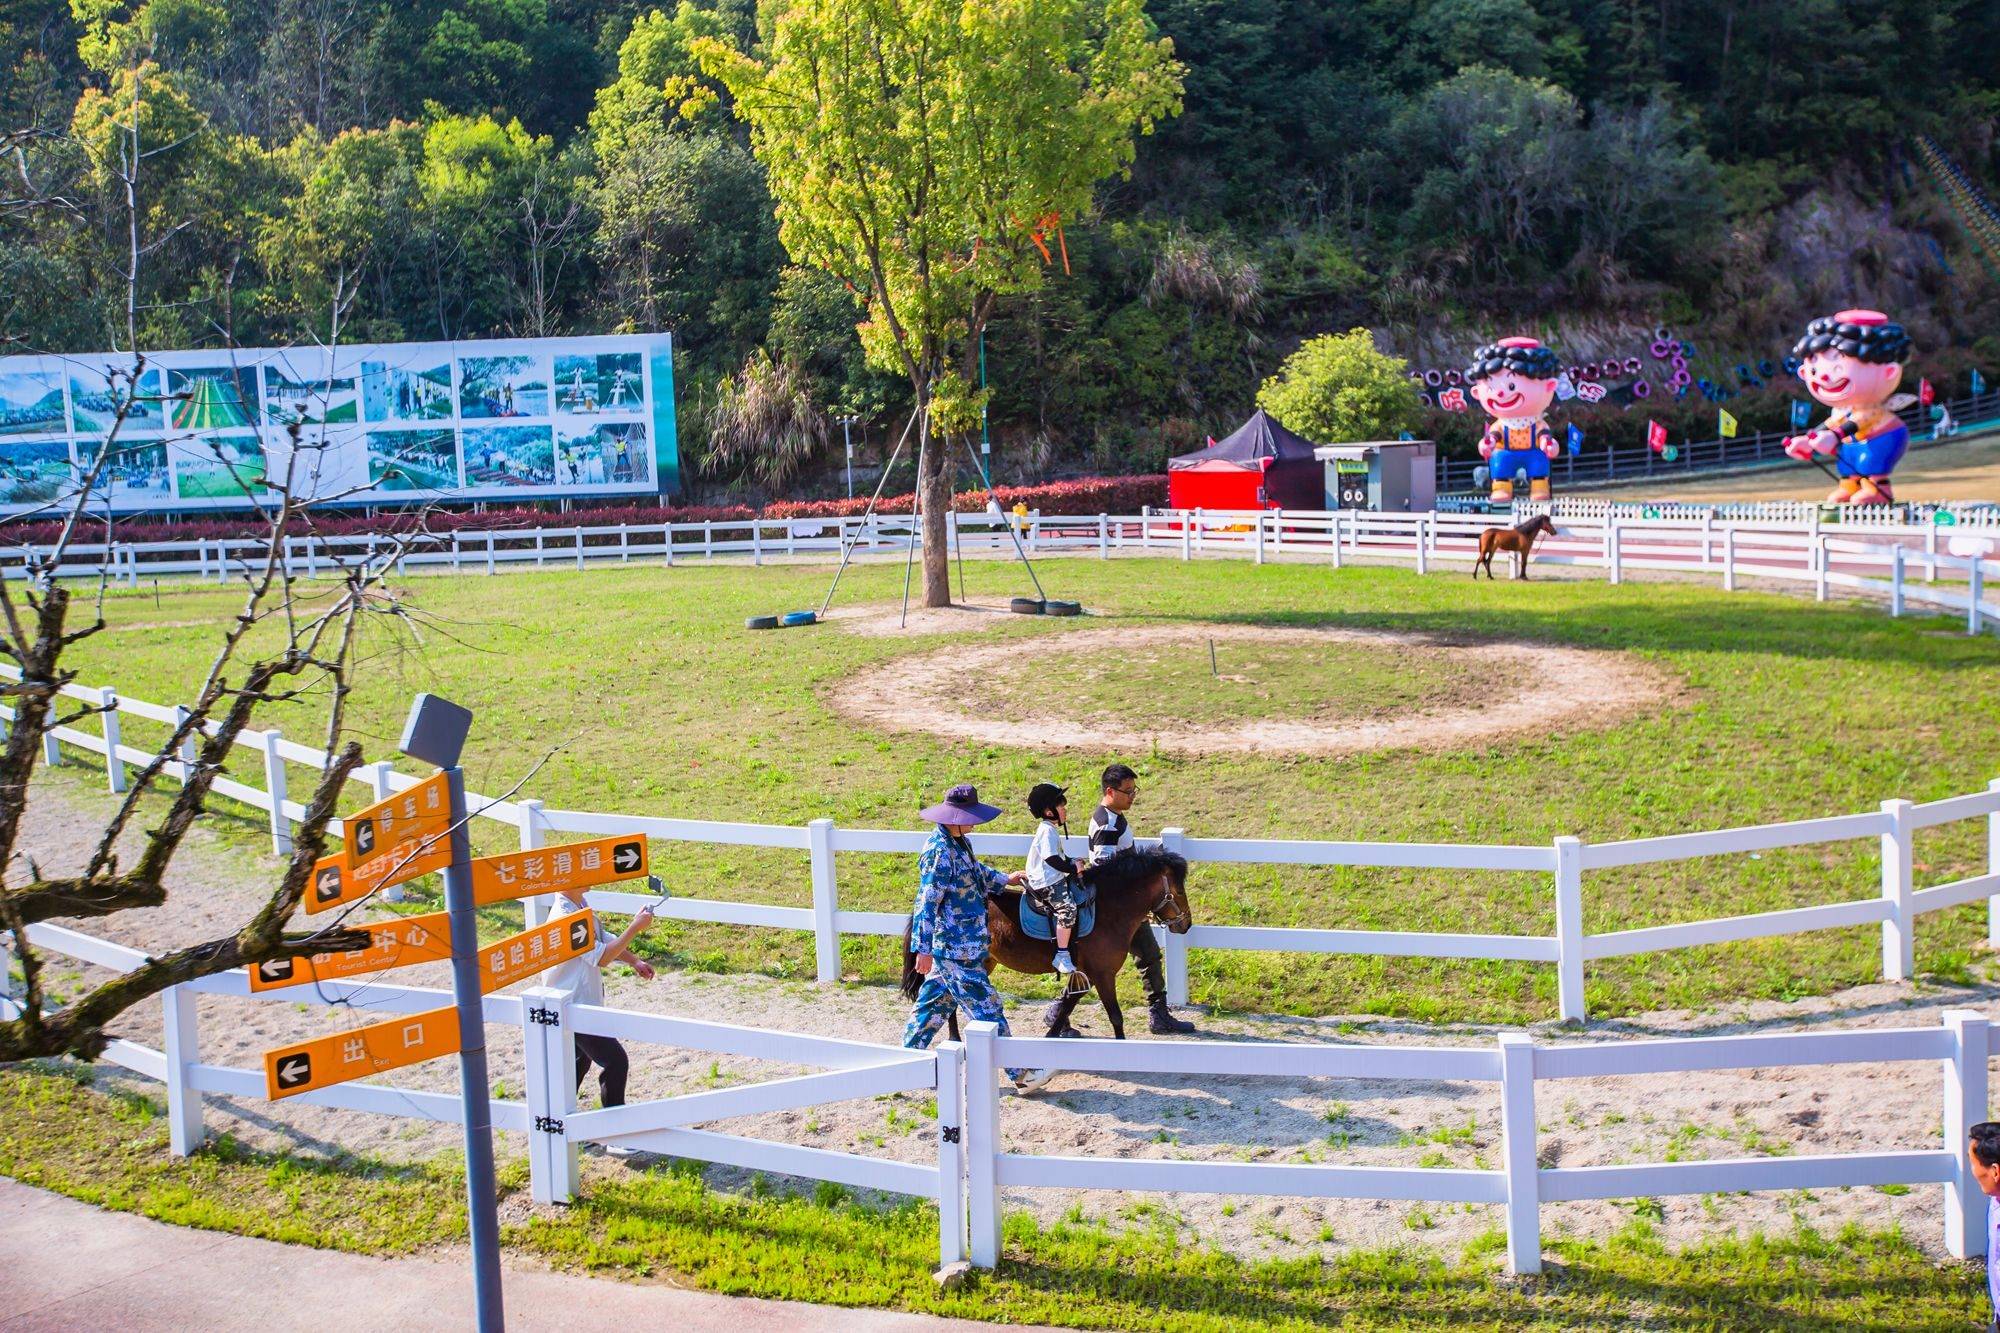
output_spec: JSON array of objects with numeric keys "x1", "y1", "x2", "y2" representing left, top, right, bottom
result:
[{"x1": 1167, "y1": 409, "x2": 1324, "y2": 511}]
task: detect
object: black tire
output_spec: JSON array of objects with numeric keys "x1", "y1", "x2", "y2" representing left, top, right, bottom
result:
[
  {"x1": 1043, "y1": 599, "x2": 1082, "y2": 617},
  {"x1": 745, "y1": 615, "x2": 780, "y2": 630},
  {"x1": 1009, "y1": 597, "x2": 1046, "y2": 615},
  {"x1": 779, "y1": 610, "x2": 818, "y2": 627}
]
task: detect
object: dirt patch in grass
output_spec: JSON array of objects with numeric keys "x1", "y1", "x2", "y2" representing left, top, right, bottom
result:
[
  {"x1": 823, "y1": 599, "x2": 1035, "y2": 637},
  {"x1": 827, "y1": 623, "x2": 1677, "y2": 756}
]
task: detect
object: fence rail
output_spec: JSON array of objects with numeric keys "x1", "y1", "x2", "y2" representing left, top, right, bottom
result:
[{"x1": 6, "y1": 918, "x2": 1995, "y2": 1278}]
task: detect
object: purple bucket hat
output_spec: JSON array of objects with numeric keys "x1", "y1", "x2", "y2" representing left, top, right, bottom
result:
[{"x1": 920, "y1": 783, "x2": 1003, "y2": 826}]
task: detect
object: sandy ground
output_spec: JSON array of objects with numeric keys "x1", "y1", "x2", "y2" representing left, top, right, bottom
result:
[
  {"x1": 826, "y1": 623, "x2": 1676, "y2": 757},
  {"x1": 824, "y1": 600, "x2": 1028, "y2": 638},
  {"x1": 1572, "y1": 426, "x2": 2000, "y2": 504},
  {"x1": 10, "y1": 775, "x2": 1995, "y2": 1266}
]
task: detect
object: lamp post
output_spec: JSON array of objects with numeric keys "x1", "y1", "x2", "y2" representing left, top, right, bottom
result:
[{"x1": 836, "y1": 414, "x2": 858, "y2": 499}]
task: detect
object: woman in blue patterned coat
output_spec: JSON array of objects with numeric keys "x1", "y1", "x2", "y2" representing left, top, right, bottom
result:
[{"x1": 903, "y1": 783, "x2": 1052, "y2": 1092}]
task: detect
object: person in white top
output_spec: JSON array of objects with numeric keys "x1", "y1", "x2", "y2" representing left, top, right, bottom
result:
[
  {"x1": 545, "y1": 884, "x2": 660, "y2": 1146},
  {"x1": 1024, "y1": 783, "x2": 1080, "y2": 976}
]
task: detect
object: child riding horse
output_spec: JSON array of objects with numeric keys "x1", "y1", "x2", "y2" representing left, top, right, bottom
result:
[
  {"x1": 902, "y1": 845, "x2": 1192, "y2": 1041},
  {"x1": 1473, "y1": 514, "x2": 1557, "y2": 580}
]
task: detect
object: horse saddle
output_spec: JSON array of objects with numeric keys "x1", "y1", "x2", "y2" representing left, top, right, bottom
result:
[{"x1": 1015, "y1": 853, "x2": 1096, "y2": 942}]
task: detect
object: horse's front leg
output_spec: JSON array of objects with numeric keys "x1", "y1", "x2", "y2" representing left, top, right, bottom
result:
[
  {"x1": 947, "y1": 1010, "x2": 961, "y2": 1043},
  {"x1": 1098, "y1": 971, "x2": 1127, "y2": 1039}
]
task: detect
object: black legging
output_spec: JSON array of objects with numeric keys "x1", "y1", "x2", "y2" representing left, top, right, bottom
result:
[{"x1": 574, "y1": 1033, "x2": 629, "y2": 1108}]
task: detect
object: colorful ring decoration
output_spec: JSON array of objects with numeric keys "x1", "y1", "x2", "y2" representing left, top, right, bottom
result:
[
  {"x1": 1424, "y1": 368, "x2": 1443, "y2": 387},
  {"x1": 1631, "y1": 378, "x2": 1652, "y2": 399},
  {"x1": 1445, "y1": 369, "x2": 1462, "y2": 386},
  {"x1": 1757, "y1": 359, "x2": 1777, "y2": 378},
  {"x1": 1650, "y1": 340, "x2": 1673, "y2": 359},
  {"x1": 1670, "y1": 370, "x2": 1691, "y2": 387},
  {"x1": 1653, "y1": 325, "x2": 1672, "y2": 341},
  {"x1": 1783, "y1": 355, "x2": 1801, "y2": 375},
  {"x1": 1623, "y1": 356, "x2": 1641, "y2": 375}
]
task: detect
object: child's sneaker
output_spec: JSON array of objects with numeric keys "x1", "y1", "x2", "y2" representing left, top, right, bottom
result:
[{"x1": 1052, "y1": 949, "x2": 1076, "y2": 976}]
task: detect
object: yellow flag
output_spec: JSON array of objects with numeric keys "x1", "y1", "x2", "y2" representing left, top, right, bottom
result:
[{"x1": 1718, "y1": 409, "x2": 1738, "y2": 438}]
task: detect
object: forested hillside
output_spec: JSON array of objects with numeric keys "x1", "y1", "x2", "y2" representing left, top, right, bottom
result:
[{"x1": 4, "y1": 0, "x2": 1998, "y2": 495}]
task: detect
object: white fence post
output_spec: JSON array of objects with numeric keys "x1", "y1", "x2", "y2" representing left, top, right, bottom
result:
[
  {"x1": 1180, "y1": 516, "x2": 1191, "y2": 562},
  {"x1": 172, "y1": 705, "x2": 196, "y2": 782},
  {"x1": 258, "y1": 728, "x2": 291, "y2": 855},
  {"x1": 809, "y1": 816, "x2": 841, "y2": 984},
  {"x1": 752, "y1": 520, "x2": 763, "y2": 566},
  {"x1": 1497, "y1": 1032, "x2": 1540, "y2": 1275},
  {"x1": 964, "y1": 1020, "x2": 1002, "y2": 1268},
  {"x1": 1723, "y1": 526, "x2": 1737, "y2": 592},
  {"x1": 1607, "y1": 521, "x2": 1622, "y2": 586},
  {"x1": 1970, "y1": 559, "x2": 1986, "y2": 636},
  {"x1": 936, "y1": 1040, "x2": 967, "y2": 1267},
  {"x1": 98, "y1": 686, "x2": 125, "y2": 793},
  {"x1": 1553, "y1": 836, "x2": 1585, "y2": 1023},
  {"x1": 574, "y1": 529, "x2": 586, "y2": 570},
  {"x1": 1926, "y1": 524, "x2": 1939, "y2": 583},
  {"x1": 1159, "y1": 826, "x2": 1190, "y2": 1008},
  {"x1": 39, "y1": 691, "x2": 61, "y2": 766},
  {"x1": 1414, "y1": 517, "x2": 1429, "y2": 576},
  {"x1": 162, "y1": 983, "x2": 205, "y2": 1156},
  {"x1": 518, "y1": 798, "x2": 547, "y2": 927},
  {"x1": 486, "y1": 532, "x2": 497, "y2": 575},
  {"x1": 1098, "y1": 514, "x2": 1109, "y2": 560},
  {"x1": 1814, "y1": 536, "x2": 1828, "y2": 602},
  {"x1": 1880, "y1": 798, "x2": 1915, "y2": 982},
  {"x1": 522, "y1": 984, "x2": 580, "y2": 1204},
  {"x1": 1944, "y1": 1008, "x2": 1990, "y2": 1259},
  {"x1": 1331, "y1": 511, "x2": 1343, "y2": 569},
  {"x1": 1890, "y1": 543, "x2": 1905, "y2": 617},
  {"x1": 1700, "y1": 510, "x2": 1714, "y2": 570},
  {"x1": 1988, "y1": 777, "x2": 2000, "y2": 950},
  {"x1": 1253, "y1": 513, "x2": 1266, "y2": 565}
]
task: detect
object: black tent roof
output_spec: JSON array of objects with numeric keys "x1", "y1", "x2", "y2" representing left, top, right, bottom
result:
[{"x1": 1168, "y1": 408, "x2": 1323, "y2": 469}]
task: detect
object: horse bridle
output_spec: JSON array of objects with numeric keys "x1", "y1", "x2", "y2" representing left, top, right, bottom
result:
[{"x1": 1150, "y1": 872, "x2": 1189, "y2": 930}]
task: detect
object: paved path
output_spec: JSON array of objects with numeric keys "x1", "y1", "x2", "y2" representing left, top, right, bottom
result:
[{"x1": 0, "y1": 1179, "x2": 1008, "y2": 1332}]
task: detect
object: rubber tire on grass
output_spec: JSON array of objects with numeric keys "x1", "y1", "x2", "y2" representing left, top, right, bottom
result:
[
  {"x1": 779, "y1": 610, "x2": 818, "y2": 627},
  {"x1": 1043, "y1": 600, "x2": 1082, "y2": 617},
  {"x1": 745, "y1": 615, "x2": 780, "y2": 630},
  {"x1": 1010, "y1": 597, "x2": 1046, "y2": 615}
]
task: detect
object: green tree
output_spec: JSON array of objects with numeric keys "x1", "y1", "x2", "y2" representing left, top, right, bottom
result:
[
  {"x1": 696, "y1": 0, "x2": 1182, "y2": 604},
  {"x1": 1256, "y1": 327, "x2": 1420, "y2": 444}
]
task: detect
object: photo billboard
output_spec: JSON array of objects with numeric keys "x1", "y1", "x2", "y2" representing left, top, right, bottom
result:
[{"x1": 0, "y1": 333, "x2": 677, "y2": 514}]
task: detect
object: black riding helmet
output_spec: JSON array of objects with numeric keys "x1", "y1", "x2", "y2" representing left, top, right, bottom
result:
[{"x1": 1027, "y1": 782, "x2": 1068, "y2": 821}]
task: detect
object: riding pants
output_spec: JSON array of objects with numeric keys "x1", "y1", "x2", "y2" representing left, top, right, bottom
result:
[
  {"x1": 903, "y1": 956, "x2": 1026, "y2": 1079},
  {"x1": 1025, "y1": 877, "x2": 1080, "y2": 931}
]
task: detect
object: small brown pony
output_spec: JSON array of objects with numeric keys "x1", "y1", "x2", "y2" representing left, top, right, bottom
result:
[
  {"x1": 1474, "y1": 514, "x2": 1558, "y2": 580},
  {"x1": 901, "y1": 847, "x2": 1191, "y2": 1040}
]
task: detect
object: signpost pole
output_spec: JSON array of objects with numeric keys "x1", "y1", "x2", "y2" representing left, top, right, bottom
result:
[{"x1": 399, "y1": 696, "x2": 504, "y2": 1332}]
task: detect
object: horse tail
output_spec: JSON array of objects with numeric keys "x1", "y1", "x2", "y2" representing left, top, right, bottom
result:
[{"x1": 900, "y1": 917, "x2": 923, "y2": 1000}]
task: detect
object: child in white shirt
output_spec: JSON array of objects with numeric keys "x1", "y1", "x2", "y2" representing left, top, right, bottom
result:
[{"x1": 1025, "y1": 783, "x2": 1080, "y2": 975}]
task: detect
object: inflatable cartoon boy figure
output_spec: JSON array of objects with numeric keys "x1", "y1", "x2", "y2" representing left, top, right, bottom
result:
[
  {"x1": 1467, "y1": 337, "x2": 1563, "y2": 504},
  {"x1": 1782, "y1": 309, "x2": 1913, "y2": 505}
]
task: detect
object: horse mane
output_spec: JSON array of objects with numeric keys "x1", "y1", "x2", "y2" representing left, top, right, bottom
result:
[{"x1": 1082, "y1": 845, "x2": 1187, "y2": 896}]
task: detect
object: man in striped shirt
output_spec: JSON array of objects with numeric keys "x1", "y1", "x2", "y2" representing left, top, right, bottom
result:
[{"x1": 1045, "y1": 763, "x2": 1196, "y2": 1036}]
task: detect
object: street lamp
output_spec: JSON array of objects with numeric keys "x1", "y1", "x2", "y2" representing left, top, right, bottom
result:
[{"x1": 836, "y1": 413, "x2": 859, "y2": 499}]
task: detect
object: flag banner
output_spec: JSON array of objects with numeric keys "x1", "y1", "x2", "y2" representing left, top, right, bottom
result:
[
  {"x1": 1554, "y1": 373, "x2": 1577, "y2": 401},
  {"x1": 1790, "y1": 399, "x2": 1812, "y2": 429},
  {"x1": 1919, "y1": 377, "x2": 1935, "y2": 406},
  {"x1": 1646, "y1": 420, "x2": 1667, "y2": 452},
  {"x1": 1718, "y1": 409, "x2": 1738, "y2": 438},
  {"x1": 1973, "y1": 368, "x2": 1987, "y2": 396},
  {"x1": 1565, "y1": 423, "x2": 1584, "y2": 455}
]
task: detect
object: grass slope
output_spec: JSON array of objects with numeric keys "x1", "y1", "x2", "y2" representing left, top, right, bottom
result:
[
  {"x1": 64, "y1": 556, "x2": 2000, "y2": 1024},
  {"x1": 0, "y1": 1068, "x2": 1982, "y2": 1330}
]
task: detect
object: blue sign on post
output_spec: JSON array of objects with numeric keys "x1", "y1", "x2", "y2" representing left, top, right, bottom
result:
[
  {"x1": 1790, "y1": 399, "x2": 1812, "y2": 429},
  {"x1": 1565, "y1": 423, "x2": 1584, "y2": 455}
]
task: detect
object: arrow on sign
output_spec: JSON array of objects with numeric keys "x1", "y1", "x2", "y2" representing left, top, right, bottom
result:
[
  {"x1": 354, "y1": 820, "x2": 376, "y2": 857},
  {"x1": 275, "y1": 1054, "x2": 311, "y2": 1090},
  {"x1": 257, "y1": 958, "x2": 295, "y2": 983},
  {"x1": 569, "y1": 918, "x2": 591, "y2": 951},
  {"x1": 613, "y1": 841, "x2": 643, "y2": 874}
]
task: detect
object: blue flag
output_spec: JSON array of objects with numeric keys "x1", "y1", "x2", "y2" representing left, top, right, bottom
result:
[
  {"x1": 1974, "y1": 368, "x2": 1988, "y2": 396},
  {"x1": 1790, "y1": 399, "x2": 1812, "y2": 429},
  {"x1": 1565, "y1": 423, "x2": 1584, "y2": 455}
]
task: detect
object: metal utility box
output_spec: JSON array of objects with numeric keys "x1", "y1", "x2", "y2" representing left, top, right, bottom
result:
[{"x1": 1315, "y1": 441, "x2": 1437, "y2": 513}]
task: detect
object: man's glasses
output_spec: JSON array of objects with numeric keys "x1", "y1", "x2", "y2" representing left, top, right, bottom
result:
[{"x1": 1113, "y1": 785, "x2": 1138, "y2": 797}]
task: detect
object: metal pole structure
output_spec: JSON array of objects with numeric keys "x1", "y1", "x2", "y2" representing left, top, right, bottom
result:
[
  {"x1": 978, "y1": 330, "x2": 989, "y2": 464},
  {"x1": 839, "y1": 415, "x2": 857, "y2": 500},
  {"x1": 398, "y1": 695, "x2": 502, "y2": 1332}
]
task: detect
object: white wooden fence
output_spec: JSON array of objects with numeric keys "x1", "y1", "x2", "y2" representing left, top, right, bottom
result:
[
  {"x1": 6, "y1": 663, "x2": 2000, "y2": 1032},
  {"x1": 9, "y1": 504, "x2": 1996, "y2": 635},
  {"x1": 4, "y1": 919, "x2": 1995, "y2": 1277}
]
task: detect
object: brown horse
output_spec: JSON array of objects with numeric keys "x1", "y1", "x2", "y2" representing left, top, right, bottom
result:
[
  {"x1": 1473, "y1": 514, "x2": 1558, "y2": 580},
  {"x1": 901, "y1": 847, "x2": 1192, "y2": 1040}
]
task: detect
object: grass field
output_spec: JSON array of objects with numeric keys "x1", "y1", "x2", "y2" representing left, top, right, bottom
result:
[
  {"x1": 63, "y1": 554, "x2": 2000, "y2": 1024},
  {"x1": 0, "y1": 1065, "x2": 1983, "y2": 1330}
]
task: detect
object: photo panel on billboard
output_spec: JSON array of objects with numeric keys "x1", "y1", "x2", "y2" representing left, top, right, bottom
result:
[
  {"x1": 462, "y1": 425, "x2": 555, "y2": 489},
  {"x1": 262, "y1": 420, "x2": 366, "y2": 499},
  {"x1": 553, "y1": 417, "x2": 650, "y2": 488},
  {"x1": 262, "y1": 355, "x2": 359, "y2": 427},
  {"x1": 361, "y1": 345, "x2": 455, "y2": 424},
  {"x1": 0, "y1": 364, "x2": 68, "y2": 439},
  {"x1": 67, "y1": 361, "x2": 165, "y2": 435},
  {"x1": 0, "y1": 440, "x2": 73, "y2": 505},
  {"x1": 553, "y1": 352, "x2": 644, "y2": 416},
  {"x1": 367, "y1": 429, "x2": 462, "y2": 492},
  {"x1": 75, "y1": 438, "x2": 171, "y2": 502},
  {"x1": 171, "y1": 433, "x2": 268, "y2": 500},
  {"x1": 459, "y1": 353, "x2": 549, "y2": 420},
  {"x1": 163, "y1": 364, "x2": 259, "y2": 433}
]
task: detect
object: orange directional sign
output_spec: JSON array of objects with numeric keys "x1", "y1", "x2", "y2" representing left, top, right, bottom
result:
[
  {"x1": 259, "y1": 912, "x2": 598, "y2": 1100},
  {"x1": 303, "y1": 838, "x2": 451, "y2": 916},
  {"x1": 477, "y1": 910, "x2": 598, "y2": 992},
  {"x1": 341, "y1": 770, "x2": 452, "y2": 893},
  {"x1": 469, "y1": 835, "x2": 649, "y2": 907},
  {"x1": 264, "y1": 1004, "x2": 460, "y2": 1100},
  {"x1": 248, "y1": 912, "x2": 454, "y2": 993}
]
